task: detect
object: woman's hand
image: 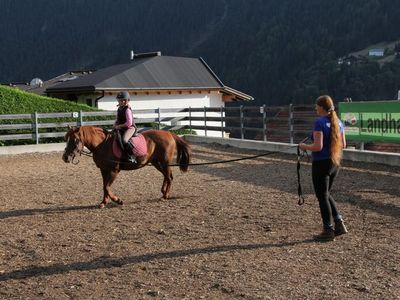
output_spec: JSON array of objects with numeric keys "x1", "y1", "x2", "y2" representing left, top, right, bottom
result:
[
  {"x1": 299, "y1": 143, "x2": 307, "y2": 151},
  {"x1": 299, "y1": 132, "x2": 323, "y2": 152}
]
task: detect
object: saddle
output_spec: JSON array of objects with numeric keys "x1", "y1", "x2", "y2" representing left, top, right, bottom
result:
[{"x1": 112, "y1": 131, "x2": 147, "y2": 162}]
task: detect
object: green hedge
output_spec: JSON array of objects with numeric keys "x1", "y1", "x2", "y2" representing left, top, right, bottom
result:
[
  {"x1": 0, "y1": 85, "x2": 99, "y2": 114},
  {"x1": 0, "y1": 86, "x2": 104, "y2": 145},
  {"x1": 0, "y1": 86, "x2": 194, "y2": 145}
]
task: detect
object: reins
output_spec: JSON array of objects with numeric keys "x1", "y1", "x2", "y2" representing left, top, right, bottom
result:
[
  {"x1": 78, "y1": 148, "x2": 279, "y2": 166},
  {"x1": 169, "y1": 151, "x2": 279, "y2": 166},
  {"x1": 72, "y1": 134, "x2": 311, "y2": 206}
]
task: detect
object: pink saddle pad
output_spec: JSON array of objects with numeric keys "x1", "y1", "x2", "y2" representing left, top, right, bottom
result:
[{"x1": 112, "y1": 134, "x2": 148, "y2": 159}]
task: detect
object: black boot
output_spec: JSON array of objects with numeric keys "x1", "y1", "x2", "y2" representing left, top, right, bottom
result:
[
  {"x1": 124, "y1": 141, "x2": 136, "y2": 164},
  {"x1": 334, "y1": 220, "x2": 348, "y2": 236}
]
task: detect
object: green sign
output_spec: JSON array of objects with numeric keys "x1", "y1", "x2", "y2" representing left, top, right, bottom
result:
[{"x1": 339, "y1": 101, "x2": 400, "y2": 143}]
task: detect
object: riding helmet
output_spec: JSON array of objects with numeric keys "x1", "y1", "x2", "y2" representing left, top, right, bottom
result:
[{"x1": 116, "y1": 91, "x2": 131, "y2": 101}]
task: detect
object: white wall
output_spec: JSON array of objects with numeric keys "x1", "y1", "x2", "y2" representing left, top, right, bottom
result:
[
  {"x1": 97, "y1": 92, "x2": 217, "y2": 110},
  {"x1": 97, "y1": 91, "x2": 227, "y2": 137}
]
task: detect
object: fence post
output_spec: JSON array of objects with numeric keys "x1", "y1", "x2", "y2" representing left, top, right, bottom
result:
[
  {"x1": 240, "y1": 105, "x2": 244, "y2": 139},
  {"x1": 78, "y1": 110, "x2": 83, "y2": 126},
  {"x1": 262, "y1": 104, "x2": 267, "y2": 141},
  {"x1": 289, "y1": 104, "x2": 294, "y2": 144},
  {"x1": 33, "y1": 112, "x2": 39, "y2": 144},
  {"x1": 204, "y1": 106, "x2": 207, "y2": 137},
  {"x1": 157, "y1": 108, "x2": 161, "y2": 130},
  {"x1": 189, "y1": 106, "x2": 192, "y2": 133},
  {"x1": 221, "y1": 106, "x2": 224, "y2": 138}
]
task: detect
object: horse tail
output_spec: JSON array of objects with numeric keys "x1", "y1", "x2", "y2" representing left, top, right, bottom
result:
[{"x1": 173, "y1": 134, "x2": 191, "y2": 172}]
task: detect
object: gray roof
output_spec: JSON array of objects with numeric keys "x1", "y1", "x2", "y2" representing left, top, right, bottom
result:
[
  {"x1": 45, "y1": 54, "x2": 253, "y2": 101},
  {"x1": 46, "y1": 56, "x2": 224, "y2": 92}
]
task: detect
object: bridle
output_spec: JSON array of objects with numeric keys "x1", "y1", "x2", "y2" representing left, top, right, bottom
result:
[{"x1": 64, "y1": 135, "x2": 85, "y2": 165}]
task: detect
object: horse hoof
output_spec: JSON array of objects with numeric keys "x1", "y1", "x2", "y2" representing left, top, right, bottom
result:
[
  {"x1": 112, "y1": 198, "x2": 123, "y2": 205},
  {"x1": 99, "y1": 203, "x2": 106, "y2": 209}
]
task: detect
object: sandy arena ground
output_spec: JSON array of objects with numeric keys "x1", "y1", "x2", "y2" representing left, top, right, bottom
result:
[{"x1": 0, "y1": 143, "x2": 399, "y2": 299}]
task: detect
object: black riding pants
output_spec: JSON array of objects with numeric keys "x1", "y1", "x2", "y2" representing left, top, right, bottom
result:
[{"x1": 312, "y1": 159, "x2": 342, "y2": 229}]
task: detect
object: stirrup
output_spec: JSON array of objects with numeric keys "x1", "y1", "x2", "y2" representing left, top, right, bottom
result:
[{"x1": 127, "y1": 156, "x2": 136, "y2": 164}]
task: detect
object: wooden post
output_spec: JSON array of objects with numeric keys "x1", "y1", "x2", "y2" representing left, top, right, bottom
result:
[
  {"x1": 79, "y1": 110, "x2": 83, "y2": 127},
  {"x1": 240, "y1": 105, "x2": 244, "y2": 139},
  {"x1": 204, "y1": 106, "x2": 207, "y2": 137},
  {"x1": 157, "y1": 108, "x2": 161, "y2": 130},
  {"x1": 189, "y1": 106, "x2": 192, "y2": 133},
  {"x1": 33, "y1": 112, "x2": 39, "y2": 144},
  {"x1": 221, "y1": 106, "x2": 224, "y2": 138},
  {"x1": 262, "y1": 105, "x2": 267, "y2": 141},
  {"x1": 289, "y1": 104, "x2": 294, "y2": 144}
]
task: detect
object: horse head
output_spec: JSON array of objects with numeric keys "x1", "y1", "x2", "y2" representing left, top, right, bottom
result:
[{"x1": 62, "y1": 126, "x2": 84, "y2": 163}]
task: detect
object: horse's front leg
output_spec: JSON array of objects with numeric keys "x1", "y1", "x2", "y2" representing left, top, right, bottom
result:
[{"x1": 99, "y1": 169, "x2": 122, "y2": 208}]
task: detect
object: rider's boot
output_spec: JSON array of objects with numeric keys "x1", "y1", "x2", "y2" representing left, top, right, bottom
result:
[{"x1": 124, "y1": 141, "x2": 136, "y2": 164}]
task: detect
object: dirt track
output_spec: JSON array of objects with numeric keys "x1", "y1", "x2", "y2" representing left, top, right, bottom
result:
[{"x1": 0, "y1": 143, "x2": 399, "y2": 299}]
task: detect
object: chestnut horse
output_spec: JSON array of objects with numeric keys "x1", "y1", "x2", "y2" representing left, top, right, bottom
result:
[{"x1": 62, "y1": 126, "x2": 191, "y2": 208}]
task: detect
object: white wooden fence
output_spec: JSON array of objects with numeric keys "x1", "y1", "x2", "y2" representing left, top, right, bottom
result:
[{"x1": 0, "y1": 105, "x2": 315, "y2": 145}]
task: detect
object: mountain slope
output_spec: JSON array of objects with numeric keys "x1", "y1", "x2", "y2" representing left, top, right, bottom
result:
[{"x1": 1, "y1": 0, "x2": 399, "y2": 105}]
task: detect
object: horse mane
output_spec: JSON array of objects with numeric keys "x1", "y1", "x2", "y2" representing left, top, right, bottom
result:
[{"x1": 78, "y1": 126, "x2": 108, "y2": 146}]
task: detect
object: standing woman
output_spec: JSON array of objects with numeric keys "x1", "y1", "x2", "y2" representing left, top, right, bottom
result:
[{"x1": 299, "y1": 95, "x2": 348, "y2": 241}]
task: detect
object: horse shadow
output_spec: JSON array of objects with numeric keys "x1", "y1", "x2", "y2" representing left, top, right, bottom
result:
[
  {"x1": 0, "y1": 205, "x2": 96, "y2": 220},
  {"x1": 0, "y1": 239, "x2": 315, "y2": 282},
  {"x1": 147, "y1": 194, "x2": 201, "y2": 203},
  {"x1": 0, "y1": 195, "x2": 204, "y2": 219}
]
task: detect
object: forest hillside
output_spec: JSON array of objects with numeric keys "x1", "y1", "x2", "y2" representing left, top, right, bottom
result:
[{"x1": 1, "y1": 0, "x2": 400, "y2": 105}]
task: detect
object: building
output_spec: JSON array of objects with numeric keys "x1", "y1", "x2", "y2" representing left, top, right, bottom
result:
[
  {"x1": 44, "y1": 52, "x2": 253, "y2": 109},
  {"x1": 368, "y1": 48, "x2": 385, "y2": 57},
  {"x1": 45, "y1": 52, "x2": 253, "y2": 136}
]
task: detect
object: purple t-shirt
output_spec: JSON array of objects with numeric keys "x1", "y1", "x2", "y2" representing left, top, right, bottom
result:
[{"x1": 311, "y1": 116, "x2": 344, "y2": 161}]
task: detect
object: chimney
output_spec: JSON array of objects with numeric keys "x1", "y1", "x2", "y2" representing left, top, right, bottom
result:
[{"x1": 129, "y1": 51, "x2": 161, "y2": 60}]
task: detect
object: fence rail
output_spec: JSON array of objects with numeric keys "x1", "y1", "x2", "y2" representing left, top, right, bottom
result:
[
  {"x1": 0, "y1": 105, "x2": 319, "y2": 145},
  {"x1": 2, "y1": 104, "x2": 380, "y2": 147},
  {"x1": 0, "y1": 107, "x2": 268, "y2": 142}
]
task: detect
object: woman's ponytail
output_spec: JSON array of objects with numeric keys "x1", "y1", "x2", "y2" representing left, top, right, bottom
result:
[
  {"x1": 316, "y1": 95, "x2": 343, "y2": 166},
  {"x1": 329, "y1": 111, "x2": 343, "y2": 166}
]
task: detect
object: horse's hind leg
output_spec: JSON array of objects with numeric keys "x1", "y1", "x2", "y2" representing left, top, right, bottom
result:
[
  {"x1": 153, "y1": 161, "x2": 173, "y2": 200},
  {"x1": 99, "y1": 169, "x2": 122, "y2": 208},
  {"x1": 163, "y1": 167, "x2": 173, "y2": 199}
]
